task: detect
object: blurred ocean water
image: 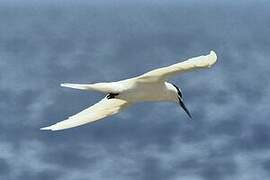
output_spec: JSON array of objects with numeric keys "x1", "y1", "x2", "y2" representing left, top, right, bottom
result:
[{"x1": 1, "y1": 1, "x2": 270, "y2": 180}]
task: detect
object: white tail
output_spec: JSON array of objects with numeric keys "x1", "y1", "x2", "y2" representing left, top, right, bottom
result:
[{"x1": 61, "y1": 83, "x2": 120, "y2": 93}]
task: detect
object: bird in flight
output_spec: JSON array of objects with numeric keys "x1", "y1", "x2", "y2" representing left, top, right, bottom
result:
[{"x1": 41, "y1": 51, "x2": 217, "y2": 131}]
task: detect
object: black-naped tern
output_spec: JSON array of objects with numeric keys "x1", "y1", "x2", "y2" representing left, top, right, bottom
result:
[{"x1": 41, "y1": 51, "x2": 217, "y2": 131}]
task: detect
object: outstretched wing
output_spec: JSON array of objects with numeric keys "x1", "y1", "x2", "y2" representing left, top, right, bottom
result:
[
  {"x1": 41, "y1": 98, "x2": 130, "y2": 131},
  {"x1": 137, "y1": 51, "x2": 217, "y2": 82}
]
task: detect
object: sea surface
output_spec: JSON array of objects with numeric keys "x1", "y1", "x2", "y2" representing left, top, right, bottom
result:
[{"x1": 0, "y1": 1, "x2": 270, "y2": 180}]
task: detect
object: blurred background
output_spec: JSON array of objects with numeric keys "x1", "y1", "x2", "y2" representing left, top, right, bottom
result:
[{"x1": 0, "y1": 0, "x2": 270, "y2": 179}]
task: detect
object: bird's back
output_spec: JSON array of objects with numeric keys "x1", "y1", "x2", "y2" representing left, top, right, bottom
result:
[{"x1": 117, "y1": 81, "x2": 176, "y2": 102}]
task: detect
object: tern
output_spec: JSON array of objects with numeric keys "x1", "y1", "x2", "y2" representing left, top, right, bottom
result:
[{"x1": 41, "y1": 51, "x2": 217, "y2": 131}]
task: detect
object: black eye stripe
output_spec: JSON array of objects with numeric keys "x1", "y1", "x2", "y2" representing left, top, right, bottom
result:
[{"x1": 172, "y1": 83, "x2": 182, "y2": 98}]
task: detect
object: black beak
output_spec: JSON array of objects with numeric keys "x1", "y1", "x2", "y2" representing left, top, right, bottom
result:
[{"x1": 178, "y1": 97, "x2": 192, "y2": 119}]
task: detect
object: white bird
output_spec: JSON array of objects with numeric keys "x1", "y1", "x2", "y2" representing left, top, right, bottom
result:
[{"x1": 41, "y1": 51, "x2": 217, "y2": 131}]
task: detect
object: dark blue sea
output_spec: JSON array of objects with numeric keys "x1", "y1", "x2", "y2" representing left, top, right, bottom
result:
[{"x1": 0, "y1": 1, "x2": 270, "y2": 180}]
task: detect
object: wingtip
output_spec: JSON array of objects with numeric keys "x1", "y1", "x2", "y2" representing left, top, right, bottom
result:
[
  {"x1": 210, "y1": 50, "x2": 217, "y2": 57},
  {"x1": 40, "y1": 123, "x2": 64, "y2": 131},
  {"x1": 60, "y1": 83, "x2": 67, "y2": 87},
  {"x1": 40, "y1": 126, "x2": 52, "y2": 131},
  {"x1": 207, "y1": 50, "x2": 217, "y2": 67},
  {"x1": 40, "y1": 123, "x2": 60, "y2": 131}
]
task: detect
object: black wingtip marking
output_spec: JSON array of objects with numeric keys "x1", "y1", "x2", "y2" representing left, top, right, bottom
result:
[{"x1": 106, "y1": 93, "x2": 119, "y2": 99}]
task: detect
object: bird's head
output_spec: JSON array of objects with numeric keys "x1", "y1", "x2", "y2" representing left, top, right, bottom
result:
[{"x1": 171, "y1": 83, "x2": 192, "y2": 119}]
